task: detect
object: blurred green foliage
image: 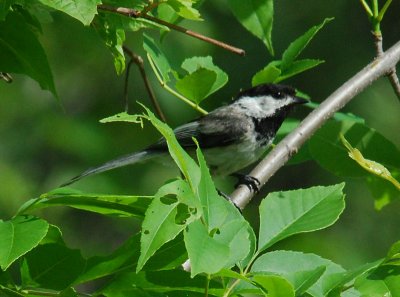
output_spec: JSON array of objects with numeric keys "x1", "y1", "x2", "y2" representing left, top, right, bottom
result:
[{"x1": 1, "y1": 0, "x2": 400, "y2": 271}]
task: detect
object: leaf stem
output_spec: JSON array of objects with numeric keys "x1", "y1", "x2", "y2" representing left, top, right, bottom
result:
[
  {"x1": 377, "y1": 0, "x2": 392, "y2": 21},
  {"x1": 147, "y1": 54, "x2": 208, "y2": 115},
  {"x1": 359, "y1": 0, "x2": 373, "y2": 17},
  {"x1": 371, "y1": 25, "x2": 400, "y2": 102},
  {"x1": 97, "y1": 4, "x2": 245, "y2": 56}
]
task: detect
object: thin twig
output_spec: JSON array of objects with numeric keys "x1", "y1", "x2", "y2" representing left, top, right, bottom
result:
[
  {"x1": 124, "y1": 59, "x2": 133, "y2": 112},
  {"x1": 231, "y1": 39, "x2": 400, "y2": 209},
  {"x1": 373, "y1": 32, "x2": 400, "y2": 101},
  {"x1": 122, "y1": 46, "x2": 167, "y2": 122},
  {"x1": 97, "y1": 4, "x2": 245, "y2": 56}
]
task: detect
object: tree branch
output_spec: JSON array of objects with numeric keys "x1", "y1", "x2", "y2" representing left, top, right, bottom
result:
[
  {"x1": 97, "y1": 4, "x2": 245, "y2": 56},
  {"x1": 122, "y1": 46, "x2": 167, "y2": 122},
  {"x1": 373, "y1": 32, "x2": 400, "y2": 101},
  {"x1": 231, "y1": 39, "x2": 400, "y2": 210}
]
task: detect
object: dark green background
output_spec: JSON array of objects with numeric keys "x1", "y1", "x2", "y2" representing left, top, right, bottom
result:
[{"x1": 1, "y1": 1, "x2": 400, "y2": 269}]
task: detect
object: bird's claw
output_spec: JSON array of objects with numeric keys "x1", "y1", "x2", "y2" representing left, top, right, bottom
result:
[{"x1": 233, "y1": 173, "x2": 261, "y2": 193}]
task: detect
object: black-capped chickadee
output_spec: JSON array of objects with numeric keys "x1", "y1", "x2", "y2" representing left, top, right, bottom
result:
[{"x1": 61, "y1": 83, "x2": 306, "y2": 188}]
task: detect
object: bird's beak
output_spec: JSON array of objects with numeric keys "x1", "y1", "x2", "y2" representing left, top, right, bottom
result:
[{"x1": 293, "y1": 96, "x2": 308, "y2": 105}]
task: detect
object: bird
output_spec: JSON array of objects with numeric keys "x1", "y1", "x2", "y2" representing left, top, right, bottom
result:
[{"x1": 61, "y1": 83, "x2": 306, "y2": 189}]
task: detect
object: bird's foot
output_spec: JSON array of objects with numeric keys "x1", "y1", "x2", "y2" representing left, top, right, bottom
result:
[{"x1": 232, "y1": 173, "x2": 261, "y2": 193}]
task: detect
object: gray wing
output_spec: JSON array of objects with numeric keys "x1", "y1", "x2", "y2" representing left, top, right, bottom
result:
[{"x1": 149, "y1": 111, "x2": 251, "y2": 150}]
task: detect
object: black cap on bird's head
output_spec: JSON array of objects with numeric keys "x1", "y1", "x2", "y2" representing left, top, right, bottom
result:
[
  {"x1": 236, "y1": 83, "x2": 307, "y2": 105},
  {"x1": 232, "y1": 83, "x2": 307, "y2": 119}
]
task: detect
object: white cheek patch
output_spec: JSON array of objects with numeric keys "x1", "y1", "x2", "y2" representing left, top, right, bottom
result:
[{"x1": 235, "y1": 95, "x2": 294, "y2": 118}]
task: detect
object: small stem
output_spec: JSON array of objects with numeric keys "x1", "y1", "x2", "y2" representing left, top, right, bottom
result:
[
  {"x1": 205, "y1": 274, "x2": 210, "y2": 297},
  {"x1": 359, "y1": 0, "x2": 373, "y2": 17},
  {"x1": 372, "y1": 0, "x2": 379, "y2": 17},
  {"x1": 123, "y1": 46, "x2": 167, "y2": 122},
  {"x1": 147, "y1": 54, "x2": 208, "y2": 115},
  {"x1": 377, "y1": 0, "x2": 392, "y2": 21},
  {"x1": 124, "y1": 59, "x2": 133, "y2": 112},
  {"x1": 387, "y1": 69, "x2": 400, "y2": 101},
  {"x1": 372, "y1": 29, "x2": 400, "y2": 101},
  {"x1": 97, "y1": 4, "x2": 245, "y2": 56}
]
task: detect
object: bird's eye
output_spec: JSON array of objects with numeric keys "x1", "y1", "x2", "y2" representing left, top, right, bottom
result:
[{"x1": 275, "y1": 91, "x2": 283, "y2": 98}]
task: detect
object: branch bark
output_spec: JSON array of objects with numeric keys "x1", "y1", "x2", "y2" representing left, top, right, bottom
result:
[
  {"x1": 373, "y1": 32, "x2": 400, "y2": 101},
  {"x1": 231, "y1": 39, "x2": 400, "y2": 210},
  {"x1": 122, "y1": 46, "x2": 167, "y2": 122},
  {"x1": 97, "y1": 4, "x2": 245, "y2": 56}
]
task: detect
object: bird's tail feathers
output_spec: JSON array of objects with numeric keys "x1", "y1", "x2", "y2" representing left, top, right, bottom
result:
[{"x1": 60, "y1": 150, "x2": 157, "y2": 187}]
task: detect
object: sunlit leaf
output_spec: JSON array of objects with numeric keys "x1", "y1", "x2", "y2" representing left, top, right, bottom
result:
[
  {"x1": 228, "y1": 0, "x2": 274, "y2": 55},
  {"x1": 18, "y1": 188, "x2": 152, "y2": 218},
  {"x1": 258, "y1": 184, "x2": 345, "y2": 252},
  {"x1": 281, "y1": 18, "x2": 333, "y2": 70},
  {"x1": 181, "y1": 56, "x2": 228, "y2": 98},
  {"x1": 37, "y1": 0, "x2": 100, "y2": 25},
  {"x1": 252, "y1": 62, "x2": 281, "y2": 85},
  {"x1": 176, "y1": 68, "x2": 216, "y2": 104},
  {"x1": 136, "y1": 180, "x2": 198, "y2": 273},
  {"x1": 0, "y1": 216, "x2": 48, "y2": 270},
  {"x1": 93, "y1": 14, "x2": 125, "y2": 74},
  {"x1": 340, "y1": 134, "x2": 400, "y2": 191}
]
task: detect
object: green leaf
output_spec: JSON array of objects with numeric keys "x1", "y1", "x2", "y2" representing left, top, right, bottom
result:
[
  {"x1": 0, "y1": 11, "x2": 57, "y2": 97},
  {"x1": 355, "y1": 265, "x2": 400, "y2": 297},
  {"x1": 0, "y1": 285, "x2": 24, "y2": 297},
  {"x1": 166, "y1": 0, "x2": 202, "y2": 20},
  {"x1": 18, "y1": 188, "x2": 152, "y2": 218},
  {"x1": 258, "y1": 184, "x2": 345, "y2": 251},
  {"x1": 93, "y1": 13, "x2": 126, "y2": 75},
  {"x1": 252, "y1": 274, "x2": 295, "y2": 297},
  {"x1": 228, "y1": 0, "x2": 274, "y2": 55},
  {"x1": 24, "y1": 243, "x2": 85, "y2": 290},
  {"x1": 252, "y1": 62, "x2": 281, "y2": 85},
  {"x1": 281, "y1": 18, "x2": 333, "y2": 70},
  {"x1": 277, "y1": 59, "x2": 324, "y2": 82},
  {"x1": 136, "y1": 180, "x2": 198, "y2": 273},
  {"x1": 386, "y1": 240, "x2": 400, "y2": 263},
  {"x1": 37, "y1": 0, "x2": 101, "y2": 25},
  {"x1": 308, "y1": 120, "x2": 400, "y2": 208},
  {"x1": 99, "y1": 270, "x2": 224, "y2": 296},
  {"x1": 75, "y1": 234, "x2": 140, "y2": 284},
  {"x1": 249, "y1": 250, "x2": 346, "y2": 297},
  {"x1": 0, "y1": 0, "x2": 13, "y2": 21},
  {"x1": 309, "y1": 121, "x2": 400, "y2": 177},
  {"x1": 143, "y1": 33, "x2": 174, "y2": 83},
  {"x1": 184, "y1": 219, "x2": 229, "y2": 276},
  {"x1": 100, "y1": 111, "x2": 144, "y2": 124},
  {"x1": 0, "y1": 216, "x2": 48, "y2": 270},
  {"x1": 39, "y1": 224, "x2": 64, "y2": 245},
  {"x1": 181, "y1": 56, "x2": 228, "y2": 96},
  {"x1": 175, "y1": 68, "x2": 216, "y2": 104},
  {"x1": 323, "y1": 260, "x2": 382, "y2": 296},
  {"x1": 182, "y1": 146, "x2": 250, "y2": 276},
  {"x1": 143, "y1": 233, "x2": 187, "y2": 271},
  {"x1": 143, "y1": 105, "x2": 201, "y2": 190}
]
